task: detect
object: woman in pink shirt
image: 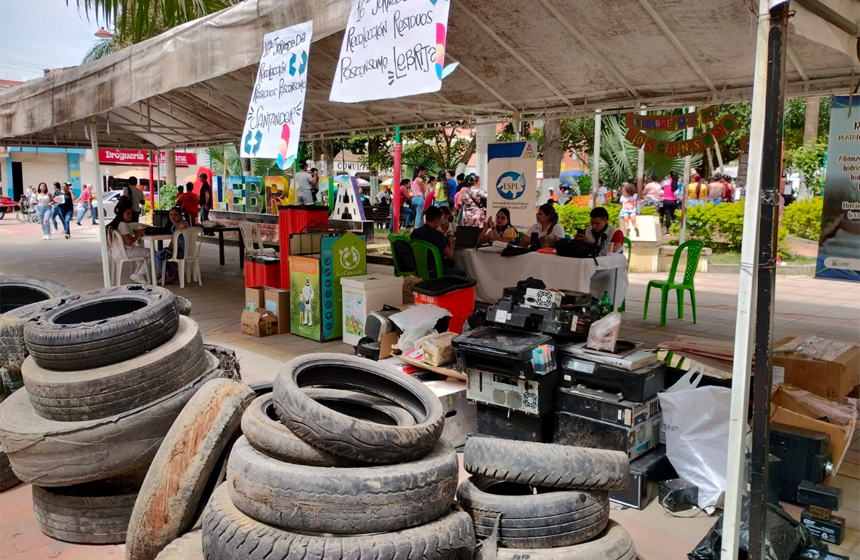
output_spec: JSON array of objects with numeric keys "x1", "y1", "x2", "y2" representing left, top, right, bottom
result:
[
  {"x1": 641, "y1": 174, "x2": 663, "y2": 211},
  {"x1": 660, "y1": 171, "x2": 679, "y2": 232}
]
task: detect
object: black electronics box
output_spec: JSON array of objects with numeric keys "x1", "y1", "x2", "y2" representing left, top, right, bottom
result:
[
  {"x1": 559, "y1": 356, "x2": 665, "y2": 401},
  {"x1": 556, "y1": 385, "x2": 660, "y2": 428},
  {"x1": 487, "y1": 295, "x2": 597, "y2": 340},
  {"x1": 770, "y1": 423, "x2": 832, "y2": 503},
  {"x1": 609, "y1": 444, "x2": 677, "y2": 509},
  {"x1": 659, "y1": 478, "x2": 698, "y2": 512},
  {"x1": 797, "y1": 480, "x2": 843, "y2": 511},
  {"x1": 476, "y1": 404, "x2": 554, "y2": 443},
  {"x1": 554, "y1": 410, "x2": 661, "y2": 460},
  {"x1": 801, "y1": 509, "x2": 845, "y2": 545},
  {"x1": 799, "y1": 546, "x2": 848, "y2": 560},
  {"x1": 454, "y1": 326, "x2": 555, "y2": 380},
  {"x1": 466, "y1": 369, "x2": 561, "y2": 416},
  {"x1": 768, "y1": 455, "x2": 782, "y2": 505}
]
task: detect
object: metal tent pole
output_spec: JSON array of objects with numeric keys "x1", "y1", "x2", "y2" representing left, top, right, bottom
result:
[
  {"x1": 89, "y1": 118, "x2": 112, "y2": 288},
  {"x1": 591, "y1": 110, "x2": 601, "y2": 207},
  {"x1": 394, "y1": 127, "x2": 402, "y2": 232}
]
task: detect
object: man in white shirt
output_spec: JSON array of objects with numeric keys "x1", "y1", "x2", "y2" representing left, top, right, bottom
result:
[
  {"x1": 295, "y1": 163, "x2": 316, "y2": 205},
  {"x1": 123, "y1": 177, "x2": 145, "y2": 222}
]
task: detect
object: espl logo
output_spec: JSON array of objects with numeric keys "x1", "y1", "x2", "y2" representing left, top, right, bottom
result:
[{"x1": 495, "y1": 172, "x2": 526, "y2": 200}]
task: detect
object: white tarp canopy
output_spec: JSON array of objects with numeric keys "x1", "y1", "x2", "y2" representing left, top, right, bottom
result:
[{"x1": 1, "y1": 0, "x2": 858, "y2": 148}]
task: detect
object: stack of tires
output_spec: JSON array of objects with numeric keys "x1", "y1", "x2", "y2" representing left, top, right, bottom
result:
[
  {"x1": 202, "y1": 353, "x2": 476, "y2": 560},
  {"x1": 0, "y1": 285, "x2": 235, "y2": 544},
  {"x1": 459, "y1": 437, "x2": 637, "y2": 560}
]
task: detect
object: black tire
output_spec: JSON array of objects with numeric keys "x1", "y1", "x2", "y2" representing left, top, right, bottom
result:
[
  {"x1": 464, "y1": 437, "x2": 629, "y2": 491},
  {"x1": 492, "y1": 520, "x2": 636, "y2": 560},
  {"x1": 457, "y1": 477, "x2": 608, "y2": 549},
  {"x1": 154, "y1": 530, "x2": 203, "y2": 560},
  {"x1": 23, "y1": 285, "x2": 179, "y2": 371},
  {"x1": 32, "y1": 470, "x2": 145, "y2": 544},
  {"x1": 0, "y1": 352, "x2": 224, "y2": 487},
  {"x1": 23, "y1": 316, "x2": 207, "y2": 421},
  {"x1": 273, "y1": 353, "x2": 444, "y2": 464},
  {"x1": 228, "y1": 437, "x2": 458, "y2": 534},
  {"x1": 1, "y1": 444, "x2": 22, "y2": 492},
  {"x1": 202, "y1": 485, "x2": 475, "y2": 560},
  {"x1": 0, "y1": 275, "x2": 71, "y2": 315},
  {"x1": 176, "y1": 295, "x2": 192, "y2": 316},
  {"x1": 204, "y1": 343, "x2": 241, "y2": 382},
  {"x1": 126, "y1": 379, "x2": 255, "y2": 560},
  {"x1": 242, "y1": 390, "x2": 416, "y2": 467}
]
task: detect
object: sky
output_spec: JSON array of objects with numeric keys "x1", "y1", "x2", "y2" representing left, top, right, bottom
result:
[{"x1": 0, "y1": 0, "x2": 104, "y2": 82}]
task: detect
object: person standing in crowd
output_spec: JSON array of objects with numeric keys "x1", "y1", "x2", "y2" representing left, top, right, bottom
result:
[
  {"x1": 479, "y1": 207, "x2": 518, "y2": 244},
  {"x1": 177, "y1": 183, "x2": 200, "y2": 225},
  {"x1": 411, "y1": 166, "x2": 427, "y2": 228},
  {"x1": 28, "y1": 184, "x2": 38, "y2": 210},
  {"x1": 106, "y1": 201, "x2": 150, "y2": 284},
  {"x1": 198, "y1": 173, "x2": 213, "y2": 222},
  {"x1": 424, "y1": 175, "x2": 437, "y2": 211},
  {"x1": 548, "y1": 188, "x2": 558, "y2": 204},
  {"x1": 310, "y1": 168, "x2": 320, "y2": 202},
  {"x1": 23, "y1": 185, "x2": 33, "y2": 210},
  {"x1": 733, "y1": 182, "x2": 744, "y2": 202},
  {"x1": 447, "y1": 170, "x2": 458, "y2": 200},
  {"x1": 76, "y1": 183, "x2": 97, "y2": 226},
  {"x1": 34, "y1": 183, "x2": 53, "y2": 240},
  {"x1": 521, "y1": 203, "x2": 564, "y2": 246},
  {"x1": 721, "y1": 175, "x2": 734, "y2": 203},
  {"x1": 434, "y1": 170, "x2": 449, "y2": 208},
  {"x1": 596, "y1": 180, "x2": 608, "y2": 206},
  {"x1": 410, "y1": 206, "x2": 467, "y2": 277},
  {"x1": 55, "y1": 184, "x2": 76, "y2": 239},
  {"x1": 642, "y1": 174, "x2": 663, "y2": 211},
  {"x1": 459, "y1": 174, "x2": 486, "y2": 227},
  {"x1": 123, "y1": 177, "x2": 145, "y2": 222},
  {"x1": 575, "y1": 207, "x2": 624, "y2": 256},
  {"x1": 686, "y1": 174, "x2": 706, "y2": 207},
  {"x1": 660, "y1": 171, "x2": 680, "y2": 233},
  {"x1": 619, "y1": 182, "x2": 639, "y2": 237},
  {"x1": 154, "y1": 207, "x2": 189, "y2": 284},
  {"x1": 295, "y1": 162, "x2": 316, "y2": 205},
  {"x1": 391, "y1": 178, "x2": 413, "y2": 231},
  {"x1": 50, "y1": 182, "x2": 63, "y2": 231},
  {"x1": 707, "y1": 173, "x2": 725, "y2": 205}
]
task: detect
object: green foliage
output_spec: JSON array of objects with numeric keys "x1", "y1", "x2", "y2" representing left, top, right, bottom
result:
[
  {"x1": 640, "y1": 206, "x2": 657, "y2": 216},
  {"x1": 143, "y1": 200, "x2": 152, "y2": 213},
  {"x1": 158, "y1": 184, "x2": 178, "y2": 210},
  {"x1": 576, "y1": 175, "x2": 592, "y2": 194},
  {"x1": 783, "y1": 198, "x2": 823, "y2": 241},
  {"x1": 558, "y1": 203, "x2": 620, "y2": 233},
  {"x1": 786, "y1": 140, "x2": 827, "y2": 193},
  {"x1": 207, "y1": 144, "x2": 287, "y2": 178},
  {"x1": 783, "y1": 98, "x2": 831, "y2": 153},
  {"x1": 670, "y1": 202, "x2": 790, "y2": 256}
]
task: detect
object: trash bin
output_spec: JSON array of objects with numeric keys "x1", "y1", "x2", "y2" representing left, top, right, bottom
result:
[
  {"x1": 340, "y1": 275, "x2": 404, "y2": 346},
  {"x1": 244, "y1": 256, "x2": 258, "y2": 288},
  {"x1": 255, "y1": 256, "x2": 281, "y2": 289},
  {"x1": 411, "y1": 276, "x2": 477, "y2": 334}
]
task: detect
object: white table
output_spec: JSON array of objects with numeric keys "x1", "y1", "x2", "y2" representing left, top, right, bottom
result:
[
  {"x1": 453, "y1": 248, "x2": 629, "y2": 305},
  {"x1": 143, "y1": 234, "x2": 173, "y2": 285}
]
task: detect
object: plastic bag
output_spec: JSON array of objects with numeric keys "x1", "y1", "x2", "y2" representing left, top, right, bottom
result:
[
  {"x1": 390, "y1": 304, "x2": 451, "y2": 352},
  {"x1": 659, "y1": 383, "x2": 733, "y2": 513},
  {"x1": 586, "y1": 312, "x2": 621, "y2": 352}
]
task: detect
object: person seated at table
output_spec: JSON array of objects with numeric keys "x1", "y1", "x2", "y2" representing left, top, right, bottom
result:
[
  {"x1": 106, "y1": 201, "x2": 149, "y2": 284},
  {"x1": 177, "y1": 183, "x2": 199, "y2": 225},
  {"x1": 574, "y1": 207, "x2": 623, "y2": 256},
  {"x1": 520, "y1": 203, "x2": 565, "y2": 246},
  {"x1": 410, "y1": 206, "x2": 467, "y2": 277},
  {"x1": 437, "y1": 205, "x2": 456, "y2": 242},
  {"x1": 154, "y1": 207, "x2": 189, "y2": 284},
  {"x1": 479, "y1": 207, "x2": 518, "y2": 244}
]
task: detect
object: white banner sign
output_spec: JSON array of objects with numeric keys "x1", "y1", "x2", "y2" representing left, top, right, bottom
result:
[
  {"x1": 241, "y1": 21, "x2": 314, "y2": 169},
  {"x1": 487, "y1": 141, "x2": 539, "y2": 229},
  {"x1": 329, "y1": 0, "x2": 456, "y2": 103}
]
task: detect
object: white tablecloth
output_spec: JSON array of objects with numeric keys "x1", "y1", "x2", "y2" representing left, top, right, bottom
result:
[{"x1": 454, "y1": 249, "x2": 629, "y2": 304}]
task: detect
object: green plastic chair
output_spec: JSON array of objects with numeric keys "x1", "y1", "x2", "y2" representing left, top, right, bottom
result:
[
  {"x1": 388, "y1": 233, "x2": 416, "y2": 277},
  {"x1": 643, "y1": 239, "x2": 704, "y2": 326},
  {"x1": 619, "y1": 237, "x2": 633, "y2": 313},
  {"x1": 411, "y1": 240, "x2": 444, "y2": 281}
]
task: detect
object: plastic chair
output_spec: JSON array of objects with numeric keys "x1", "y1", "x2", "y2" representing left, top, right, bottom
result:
[
  {"x1": 643, "y1": 239, "x2": 704, "y2": 326},
  {"x1": 110, "y1": 229, "x2": 151, "y2": 286},
  {"x1": 162, "y1": 227, "x2": 203, "y2": 288},
  {"x1": 619, "y1": 237, "x2": 633, "y2": 312},
  {"x1": 411, "y1": 240, "x2": 444, "y2": 281},
  {"x1": 388, "y1": 233, "x2": 416, "y2": 277},
  {"x1": 239, "y1": 222, "x2": 277, "y2": 257}
]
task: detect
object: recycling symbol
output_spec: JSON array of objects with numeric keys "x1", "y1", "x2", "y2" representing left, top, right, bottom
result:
[
  {"x1": 244, "y1": 130, "x2": 263, "y2": 155},
  {"x1": 289, "y1": 51, "x2": 308, "y2": 76}
]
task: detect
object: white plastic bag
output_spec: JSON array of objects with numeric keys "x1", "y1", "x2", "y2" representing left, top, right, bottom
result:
[
  {"x1": 658, "y1": 383, "x2": 733, "y2": 513},
  {"x1": 586, "y1": 312, "x2": 621, "y2": 352},
  {"x1": 390, "y1": 304, "x2": 451, "y2": 352}
]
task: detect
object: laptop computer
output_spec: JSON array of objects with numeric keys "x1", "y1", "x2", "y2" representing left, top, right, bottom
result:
[{"x1": 454, "y1": 226, "x2": 482, "y2": 249}]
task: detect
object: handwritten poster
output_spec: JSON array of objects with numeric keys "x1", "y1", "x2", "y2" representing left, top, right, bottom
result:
[
  {"x1": 241, "y1": 21, "x2": 313, "y2": 169},
  {"x1": 329, "y1": 0, "x2": 456, "y2": 103}
]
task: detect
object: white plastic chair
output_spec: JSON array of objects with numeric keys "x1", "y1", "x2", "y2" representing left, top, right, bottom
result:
[
  {"x1": 238, "y1": 222, "x2": 277, "y2": 257},
  {"x1": 110, "y1": 229, "x2": 151, "y2": 286},
  {"x1": 162, "y1": 227, "x2": 202, "y2": 288}
]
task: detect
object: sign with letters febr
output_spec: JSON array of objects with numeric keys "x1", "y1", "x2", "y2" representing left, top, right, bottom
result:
[
  {"x1": 329, "y1": 0, "x2": 457, "y2": 103},
  {"x1": 241, "y1": 21, "x2": 313, "y2": 169},
  {"x1": 487, "y1": 141, "x2": 539, "y2": 229}
]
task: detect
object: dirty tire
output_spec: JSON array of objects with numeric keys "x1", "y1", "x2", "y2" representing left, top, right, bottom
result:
[
  {"x1": 273, "y1": 353, "x2": 444, "y2": 464},
  {"x1": 154, "y1": 530, "x2": 203, "y2": 560},
  {"x1": 0, "y1": 275, "x2": 71, "y2": 315},
  {"x1": 23, "y1": 317, "x2": 207, "y2": 421},
  {"x1": 126, "y1": 379, "x2": 254, "y2": 560},
  {"x1": 457, "y1": 477, "x2": 609, "y2": 548},
  {"x1": 464, "y1": 437, "x2": 629, "y2": 491},
  {"x1": 202, "y1": 485, "x2": 475, "y2": 560},
  {"x1": 248, "y1": 380, "x2": 273, "y2": 395},
  {"x1": 242, "y1": 390, "x2": 416, "y2": 467},
  {"x1": 32, "y1": 470, "x2": 145, "y2": 544},
  {"x1": 0, "y1": 353, "x2": 224, "y2": 487},
  {"x1": 228, "y1": 437, "x2": 457, "y2": 533},
  {"x1": 0, "y1": 444, "x2": 22, "y2": 492},
  {"x1": 23, "y1": 285, "x2": 179, "y2": 371},
  {"x1": 176, "y1": 295, "x2": 192, "y2": 316},
  {"x1": 492, "y1": 520, "x2": 636, "y2": 560},
  {"x1": 204, "y1": 344, "x2": 241, "y2": 381}
]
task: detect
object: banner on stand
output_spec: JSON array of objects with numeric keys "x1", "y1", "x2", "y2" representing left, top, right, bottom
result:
[
  {"x1": 487, "y1": 141, "x2": 539, "y2": 229},
  {"x1": 240, "y1": 21, "x2": 313, "y2": 169},
  {"x1": 815, "y1": 96, "x2": 860, "y2": 281},
  {"x1": 329, "y1": 0, "x2": 456, "y2": 103},
  {"x1": 624, "y1": 115, "x2": 739, "y2": 158},
  {"x1": 625, "y1": 106, "x2": 720, "y2": 131}
]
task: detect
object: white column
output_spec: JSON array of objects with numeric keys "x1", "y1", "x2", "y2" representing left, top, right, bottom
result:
[
  {"x1": 475, "y1": 117, "x2": 496, "y2": 184},
  {"x1": 89, "y1": 118, "x2": 112, "y2": 288},
  {"x1": 680, "y1": 105, "x2": 696, "y2": 244},
  {"x1": 591, "y1": 110, "x2": 601, "y2": 207},
  {"x1": 165, "y1": 149, "x2": 177, "y2": 186},
  {"x1": 637, "y1": 109, "x2": 646, "y2": 200}
]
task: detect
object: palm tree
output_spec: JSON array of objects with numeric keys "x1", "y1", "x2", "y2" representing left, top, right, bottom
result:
[{"x1": 206, "y1": 144, "x2": 287, "y2": 178}]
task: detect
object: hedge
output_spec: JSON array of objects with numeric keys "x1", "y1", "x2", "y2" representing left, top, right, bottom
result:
[{"x1": 783, "y1": 198, "x2": 822, "y2": 241}]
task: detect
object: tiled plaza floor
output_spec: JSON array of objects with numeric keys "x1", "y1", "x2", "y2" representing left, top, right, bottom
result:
[{"x1": 0, "y1": 218, "x2": 858, "y2": 560}]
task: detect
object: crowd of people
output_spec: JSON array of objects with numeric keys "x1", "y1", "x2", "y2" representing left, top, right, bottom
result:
[{"x1": 22, "y1": 182, "x2": 85, "y2": 240}]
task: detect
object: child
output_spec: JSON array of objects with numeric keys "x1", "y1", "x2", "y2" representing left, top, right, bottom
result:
[{"x1": 619, "y1": 182, "x2": 639, "y2": 237}]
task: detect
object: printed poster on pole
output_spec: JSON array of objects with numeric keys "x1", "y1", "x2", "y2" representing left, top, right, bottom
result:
[
  {"x1": 241, "y1": 21, "x2": 313, "y2": 169},
  {"x1": 487, "y1": 141, "x2": 539, "y2": 229},
  {"x1": 815, "y1": 96, "x2": 860, "y2": 282},
  {"x1": 329, "y1": 0, "x2": 457, "y2": 103}
]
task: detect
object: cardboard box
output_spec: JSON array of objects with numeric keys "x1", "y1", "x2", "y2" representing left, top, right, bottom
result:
[
  {"x1": 245, "y1": 286, "x2": 266, "y2": 311},
  {"x1": 770, "y1": 385, "x2": 856, "y2": 482},
  {"x1": 422, "y1": 332, "x2": 458, "y2": 366},
  {"x1": 401, "y1": 276, "x2": 422, "y2": 305},
  {"x1": 773, "y1": 337, "x2": 860, "y2": 401},
  {"x1": 241, "y1": 309, "x2": 277, "y2": 337},
  {"x1": 423, "y1": 379, "x2": 476, "y2": 448},
  {"x1": 264, "y1": 288, "x2": 291, "y2": 334}
]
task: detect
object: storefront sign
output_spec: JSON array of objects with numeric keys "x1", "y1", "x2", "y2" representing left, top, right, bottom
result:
[
  {"x1": 98, "y1": 149, "x2": 197, "y2": 166},
  {"x1": 816, "y1": 96, "x2": 860, "y2": 281},
  {"x1": 487, "y1": 141, "x2": 538, "y2": 228},
  {"x1": 329, "y1": 0, "x2": 456, "y2": 103},
  {"x1": 624, "y1": 116, "x2": 739, "y2": 158},
  {"x1": 241, "y1": 21, "x2": 313, "y2": 169},
  {"x1": 625, "y1": 106, "x2": 720, "y2": 132}
]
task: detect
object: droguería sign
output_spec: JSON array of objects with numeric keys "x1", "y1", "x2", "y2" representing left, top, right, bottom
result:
[{"x1": 98, "y1": 150, "x2": 197, "y2": 166}]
